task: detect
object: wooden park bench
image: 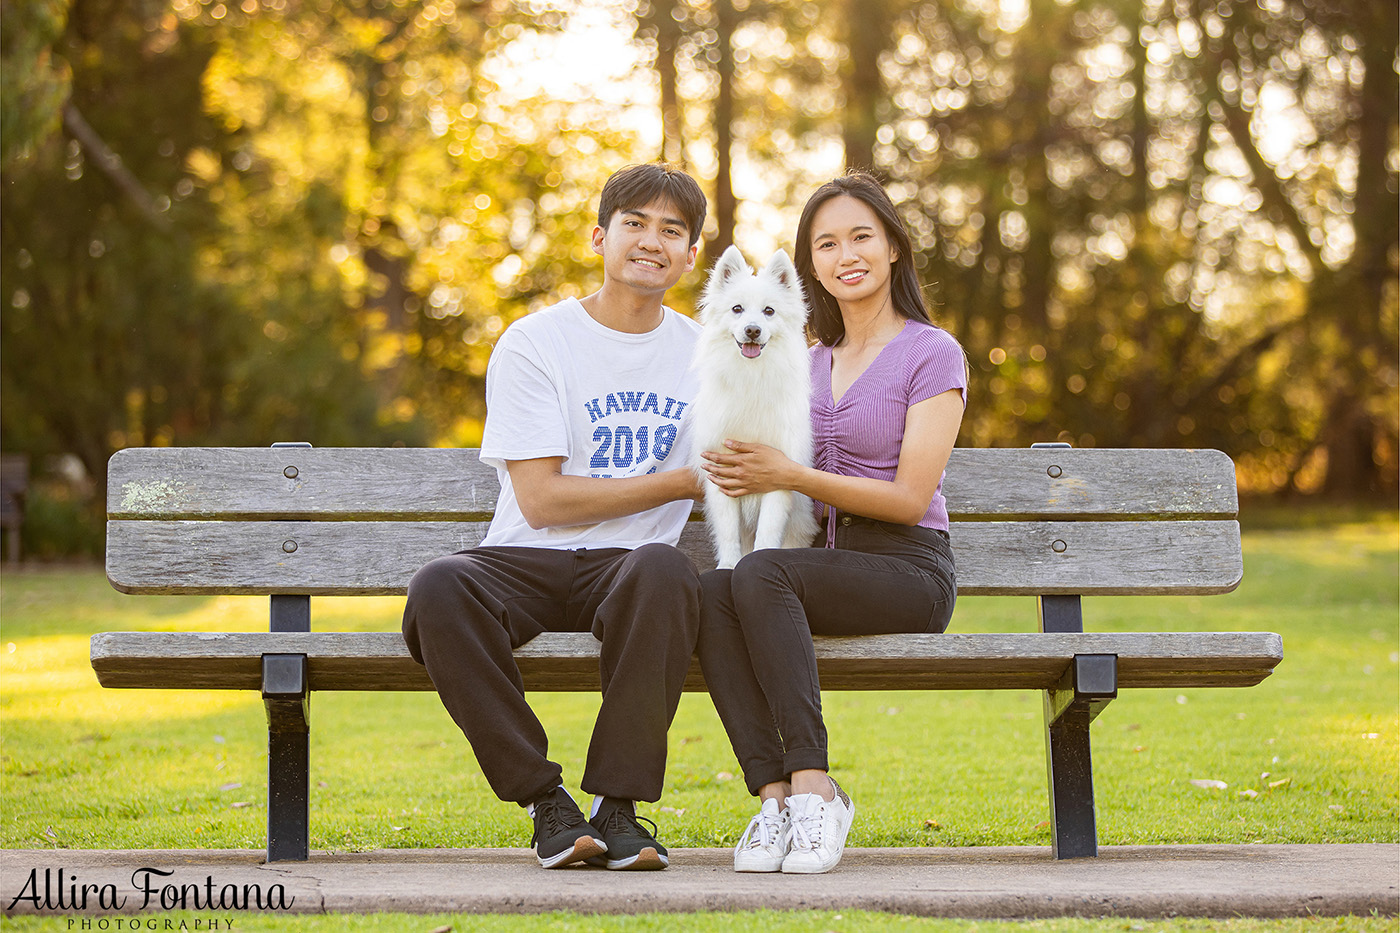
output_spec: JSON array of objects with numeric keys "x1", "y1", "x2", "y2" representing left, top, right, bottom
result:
[{"x1": 91, "y1": 444, "x2": 1281, "y2": 863}]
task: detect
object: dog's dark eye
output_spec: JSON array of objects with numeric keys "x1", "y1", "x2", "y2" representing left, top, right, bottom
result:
[
  {"x1": 731, "y1": 305, "x2": 743, "y2": 314},
  {"x1": 762, "y1": 307, "x2": 775, "y2": 317}
]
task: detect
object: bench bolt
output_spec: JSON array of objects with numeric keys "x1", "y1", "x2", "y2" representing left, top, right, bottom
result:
[
  {"x1": 282, "y1": 540, "x2": 298, "y2": 553},
  {"x1": 1052, "y1": 539, "x2": 1067, "y2": 553},
  {"x1": 284, "y1": 466, "x2": 299, "y2": 479},
  {"x1": 1048, "y1": 465, "x2": 1063, "y2": 478}
]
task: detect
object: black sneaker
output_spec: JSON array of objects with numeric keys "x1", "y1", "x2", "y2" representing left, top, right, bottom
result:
[
  {"x1": 588, "y1": 798, "x2": 669, "y2": 870},
  {"x1": 529, "y1": 787, "x2": 607, "y2": 869}
]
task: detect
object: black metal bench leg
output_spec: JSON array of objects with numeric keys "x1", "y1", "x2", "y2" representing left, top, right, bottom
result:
[
  {"x1": 1042, "y1": 652, "x2": 1118, "y2": 859},
  {"x1": 1038, "y1": 594, "x2": 1116, "y2": 859},
  {"x1": 1044, "y1": 702, "x2": 1097, "y2": 858},
  {"x1": 263, "y1": 653, "x2": 310, "y2": 862}
]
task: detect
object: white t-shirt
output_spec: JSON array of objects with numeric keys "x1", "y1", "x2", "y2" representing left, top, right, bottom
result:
[{"x1": 479, "y1": 297, "x2": 701, "y2": 550}]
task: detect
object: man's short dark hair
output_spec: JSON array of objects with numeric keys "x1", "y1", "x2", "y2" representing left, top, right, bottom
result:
[{"x1": 598, "y1": 164, "x2": 707, "y2": 248}]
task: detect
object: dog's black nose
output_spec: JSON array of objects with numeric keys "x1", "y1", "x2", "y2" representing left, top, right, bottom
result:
[{"x1": 744, "y1": 325, "x2": 762, "y2": 341}]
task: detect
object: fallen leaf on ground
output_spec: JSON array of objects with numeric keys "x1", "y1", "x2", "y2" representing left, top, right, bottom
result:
[
  {"x1": 1267, "y1": 778, "x2": 1291, "y2": 790},
  {"x1": 1238, "y1": 789, "x2": 1258, "y2": 799},
  {"x1": 922, "y1": 820, "x2": 940, "y2": 829},
  {"x1": 1189, "y1": 779, "x2": 1228, "y2": 790},
  {"x1": 219, "y1": 782, "x2": 242, "y2": 792}
]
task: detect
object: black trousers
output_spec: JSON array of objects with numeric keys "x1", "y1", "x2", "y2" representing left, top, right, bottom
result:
[
  {"x1": 697, "y1": 516, "x2": 956, "y2": 795},
  {"x1": 402, "y1": 543, "x2": 702, "y2": 806}
]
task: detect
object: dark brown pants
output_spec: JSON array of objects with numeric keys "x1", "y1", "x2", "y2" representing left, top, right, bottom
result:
[
  {"x1": 697, "y1": 517, "x2": 956, "y2": 795},
  {"x1": 402, "y1": 543, "x2": 701, "y2": 805}
]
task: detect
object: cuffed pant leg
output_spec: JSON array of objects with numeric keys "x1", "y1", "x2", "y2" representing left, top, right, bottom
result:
[
  {"x1": 697, "y1": 569, "x2": 788, "y2": 796},
  {"x1": 577, "y1": 543, "x2": 701, "y2": 803},
  {"x1": 401, "y1": 549, "x2": 566, "y2": 805}
]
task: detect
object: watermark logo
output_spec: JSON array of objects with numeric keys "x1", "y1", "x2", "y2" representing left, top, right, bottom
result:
[{"x1": 6, "y1": 866, "x2": 294, "y2": 918}]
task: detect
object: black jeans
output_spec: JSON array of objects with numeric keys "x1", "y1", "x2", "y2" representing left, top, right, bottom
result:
[
  {"x1": 697, "y1": 515, "x2": 956, "y2": 795},
  {"x1": 402, "y1": 543, "x2": 701, "y2": 805}
]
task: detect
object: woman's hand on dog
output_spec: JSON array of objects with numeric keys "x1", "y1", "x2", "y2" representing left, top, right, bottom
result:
[{"x1": 700, "y1": 440, "x2": 799, "y2": 497}]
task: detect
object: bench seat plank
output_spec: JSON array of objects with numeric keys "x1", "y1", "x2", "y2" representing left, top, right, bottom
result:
[
  {"x1": 107, "y1": 447, "x2": 1239, "y2": 521},
  {"x1": 91, "y1": 631, "x2": 1282, "y2": 692},
  {"x1": 106, "y1": 518, "x2": 1242, "y2": 596}
]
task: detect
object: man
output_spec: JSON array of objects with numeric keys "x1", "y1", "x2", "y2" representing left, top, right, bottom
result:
[{"x1": 403, "y1": 163, "x2": 708, "y2": 871}]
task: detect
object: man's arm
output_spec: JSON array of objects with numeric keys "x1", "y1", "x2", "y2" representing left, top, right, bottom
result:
[{"x1": 507, "y1": 457, "x2": 703, "y2": 530}]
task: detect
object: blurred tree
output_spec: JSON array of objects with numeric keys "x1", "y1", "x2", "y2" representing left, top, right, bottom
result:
[
  {"x1": 1200, "y1": 0, "x2": 1398, "y2": 496},
  {"x1": 628, "y1": 0, "x2": 844, "y2": 264},
  {"x1": 841, "y1": 0, "x2": 896, "y2": 172},
  {"x1": 1, "y1": 0, "x2": 257, "y2": 503},
  {"x1": 634, "y1": 0, "x2": 688, "y2": 164},
  {"x1": 1, "y1": 0, "x2": 72, "y2": 169},
  {"x1": 4, "y1": 0, "x2": 1394, "y2": 528},
  {"x1": 2, "y1": 0, "x2": 652, "y2": 515},
  {"x1": 867, "y1": 0, "x2": 1395, "y2": 497}
]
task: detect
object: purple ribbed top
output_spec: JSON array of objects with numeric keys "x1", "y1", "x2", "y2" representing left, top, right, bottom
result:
[{"x1": 810, "y1": 320, "x2": 968, "y2": 537}]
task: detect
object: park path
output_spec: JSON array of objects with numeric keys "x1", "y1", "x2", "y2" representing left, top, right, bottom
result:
[{"x1": 2, "y1": 844, "x2": 1396, "y2": 918}]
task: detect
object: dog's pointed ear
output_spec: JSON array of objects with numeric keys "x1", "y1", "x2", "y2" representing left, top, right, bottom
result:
[
  {"x1": 713, "y1": 245, "x2": 750, "y2": 285},
  {"x1": 763, "y1": 249, "x2": 800, "y2": 290},
  {"x1": 700, "y1": 245, "x2": 750, "y2": 322}
]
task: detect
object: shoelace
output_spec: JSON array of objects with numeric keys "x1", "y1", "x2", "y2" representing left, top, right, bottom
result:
[
  {"x1": 740, "y1": 809, "x2": 784, "y2": 850},
  {"x1": 530, "y1": 797, "x2": 583, "y2": 845},
  {"x1": 789, "y1": 804, "x2": 825, "y2": 850},
  {"x1": 597, "y1": 806, "x2": 661, "y2": 842}
]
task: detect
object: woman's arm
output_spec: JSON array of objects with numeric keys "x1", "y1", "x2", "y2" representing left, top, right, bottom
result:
[{"x1": 700, "y1": 387, "x2": 965, "y2": 525}]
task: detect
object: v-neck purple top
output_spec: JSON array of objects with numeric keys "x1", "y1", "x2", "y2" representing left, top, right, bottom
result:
[{"x1": 810, "y1": 320, "x2": 967, "y2": 534}]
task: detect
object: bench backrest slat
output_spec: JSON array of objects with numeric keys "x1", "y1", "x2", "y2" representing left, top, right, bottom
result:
[
  {"x1": 107, "y1": 447, "x2": 1239, "y2": 521},
  {"x1": 106, "y1": 518, "x2": 1242, "y2": 596}
]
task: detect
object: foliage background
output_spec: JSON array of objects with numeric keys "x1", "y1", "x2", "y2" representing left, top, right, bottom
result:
[{"x1": 2, "y1": 0, "x2": 1397, "y2": 555}]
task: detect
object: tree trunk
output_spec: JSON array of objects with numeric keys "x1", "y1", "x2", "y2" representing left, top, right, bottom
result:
[
  {"x1": 1018, "y1": 0, "x2": 1061, "y2": 335},
  {"x1": 1319, "y1": 0, "x2": 1398, "y2": 497},
  {"x1": 640, "y1": 0, "x2": 686, "y2": 164},
  {"x1": 842, "y1": 0, "x2": 885, "y2": 172},
  {"x1": 709, "y1": 0, "x2": 737, "y2": 260}
]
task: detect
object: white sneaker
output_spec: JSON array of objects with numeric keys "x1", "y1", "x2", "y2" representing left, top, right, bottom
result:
[
  {"x1": 733, "y1": 797, "x2": 791, "y2": 872},
  {"x1": 781, "y1": 778, "x2": 854, "y2": 874}
]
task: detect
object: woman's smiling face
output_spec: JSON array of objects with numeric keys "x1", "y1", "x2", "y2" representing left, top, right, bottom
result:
[{"x1": 808, "y1": 195, "x2": 899, "y2": 309}]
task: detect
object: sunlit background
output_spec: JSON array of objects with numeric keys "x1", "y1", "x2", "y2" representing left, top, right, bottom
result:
[{"x1": 2, "y1": 0, "x2": 1396, "y2": 558}]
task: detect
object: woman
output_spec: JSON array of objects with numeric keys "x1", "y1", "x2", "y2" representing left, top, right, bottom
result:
[{"x1": 697, "y1": 171, "x2": 967, "y2": 874}]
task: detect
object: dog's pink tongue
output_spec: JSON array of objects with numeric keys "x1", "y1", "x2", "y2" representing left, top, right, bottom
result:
[{"x1": 741, "y1": 343, "x2": 762, "y2": 359}]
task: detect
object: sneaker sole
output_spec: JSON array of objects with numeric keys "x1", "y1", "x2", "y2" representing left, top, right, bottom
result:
[
  {"x1": 537, "y1": 834, "x2": 607, "y2": 869},
  {"x1": 604, "y1": 847, "x2": 668, "y2": 871},
  {"x1": 734, "y1": 859, "x2": 784, "y2": 873}
]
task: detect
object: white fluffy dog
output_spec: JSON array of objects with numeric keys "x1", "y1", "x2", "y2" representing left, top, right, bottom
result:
[{"x1": 691, "y1": 245, "x2": 820, "y2": 570}]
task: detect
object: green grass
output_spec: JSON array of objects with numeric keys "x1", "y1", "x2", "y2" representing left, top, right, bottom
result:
[{"x1": 1, "y1": 513, "x2": 1397, "y2": 930}]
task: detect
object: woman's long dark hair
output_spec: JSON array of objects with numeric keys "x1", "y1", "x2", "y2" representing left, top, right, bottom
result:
[{"x1": 794, "y1": 171, "x2": 932, "y2": 346}]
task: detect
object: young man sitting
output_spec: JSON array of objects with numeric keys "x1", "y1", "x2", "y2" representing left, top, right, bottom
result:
[{"x1": 402, "y1": 163, "x2": 708, "y2": 870}]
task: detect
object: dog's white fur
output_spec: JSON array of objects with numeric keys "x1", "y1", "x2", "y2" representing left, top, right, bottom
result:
[{"x1": 691, "y1": 245, "x2": 820, "y2": 570}]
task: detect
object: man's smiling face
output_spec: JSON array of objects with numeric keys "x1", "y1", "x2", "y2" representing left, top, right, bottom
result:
[{"x1": 591, "y1": 197, "x2": 698, "y2": 296}]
